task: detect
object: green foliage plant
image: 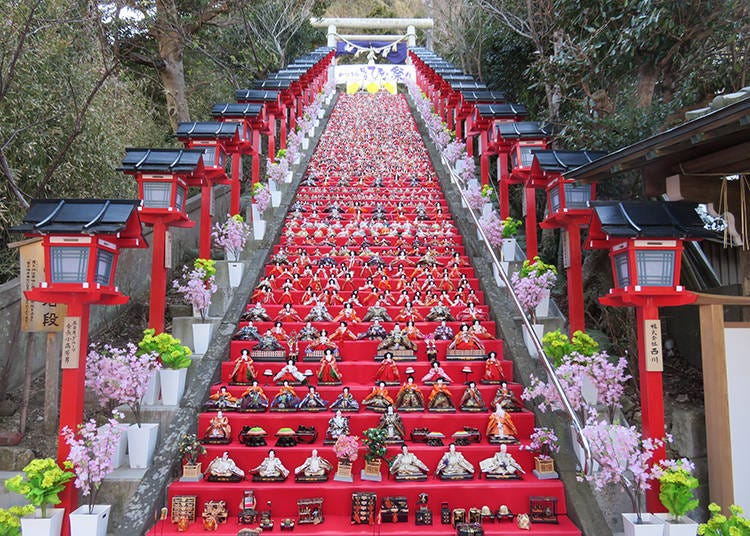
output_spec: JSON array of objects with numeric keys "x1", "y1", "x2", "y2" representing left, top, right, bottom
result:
[
  {"x1": 4, "y1": 458, "x2": 74, "y2": 518},
  {"x1": 500, "y1": 217, "x2": 522, "y2": 238},
  {"x1": 0, "y1": 505, "x2": 35, "y2": 536},
  {"x1": 542, "y1": 329, "x2": 599, "y2": 367},
  {"x1": 138, "y1": 328, "x2": 192, "y2": 369},
  {"x1": 178, "y1": 433, "x2": 207, "y2": 465},
  {"x1": 519, "y1": 256, "x2": 557, "y2": 278},
  {"x1": 698, "y1": 503, "x2": 750, "y2": 535},
  {"x1": 657, "y1": 459, "x2": 699, "y2": 521},
  {"x1": 194, "y1": 258, "x2": 216, "y2": 280},
  {"x1": 362, "y1": 428, "x2": 388, "y2": 463}
]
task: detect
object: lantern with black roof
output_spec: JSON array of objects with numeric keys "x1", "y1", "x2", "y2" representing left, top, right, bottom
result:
[
  {"x1": 253, "y1": 78, "x2": 298, "y2": 134},
  {"x1": 10, "y1": 198, "x2": 146, "y2": 518},
  {"x1": 210, "y1": 103, "x2": 265, "y2": 211},
  {"x1": 494, "y1": 122, "x2": 553, "y2": 220},
  {"x1": 439, "y1": 76, "x2": 483, "y2": 129},
  {"x1": 236, "y1": 90, "x2": 285, "y2": 159},
  {"x1": 458, "y1": 90, "x2": 506, "y2": 153},
  {"x1": 531, "y1": 150, "x2": 606, "y2": 332},
  {"x1": 470, "y1": 103, "x2": 527, "y2": 185},
  {"x1": 176, "y1": 121, "x2": 242, "y2": 215},
  {"x1": 119, "y1": 147, "x2": 204, "y2": 332},
  {"x1": 586, "y1": 200, "x2": 719, "y2": 510}
]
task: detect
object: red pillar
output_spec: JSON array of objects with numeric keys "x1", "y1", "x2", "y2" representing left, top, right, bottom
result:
[
  {"x1": 455, "y1": 114, "x2": 463, "y2": 141},
  {"x1": 288, "y1": 105, "x2": 296, "y2": 133},
  {"x1": 479, "y1": 130, "x2": 489, "y2": 186},
  {"x1": 524, "y1": 185, "x2": 538, "y2": 260},
  {"x1": 148, "y1": 220, "x2": 167, "y2": 334},
  {"x1": 199, "y1": 183, "x2": 212, "y2": 259},
  {"x1": 466, "y1": 135, "x2": 474, "y2": 157},
  {"x1": 636, "y1": 300, "x2": 666, "y2": 513},
  {"x1": 498, "y1": 153, "x2": 510, "y2": 219},
  {"x1": 267, "y1": 113, "x2": 276, "y2": 159},
  {"x1": 279, "y1": 111, "x2": 287, "y2": 150},
  {"x1": 251, "y1": 131, "x2": 261, "y2": 187},
  {"x1": 57, "y1": 301, "x2": 90, "y2": 534},
  {"x1": 447, "y1": 103, "x2": 454, "y2": 131},
  {"x1": 566, "y1": 225, "x2": 585, "y2": 333},
  {"x1": 230, "y1": 153, "x2": 242, "y2": 216}
]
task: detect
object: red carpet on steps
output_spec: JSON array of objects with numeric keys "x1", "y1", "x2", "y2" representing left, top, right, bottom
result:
[{"x1": 147, "y1": 93, "x2": 581, "y2": 535}]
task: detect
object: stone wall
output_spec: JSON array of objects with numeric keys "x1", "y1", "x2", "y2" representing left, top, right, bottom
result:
[{"x1": 0, "y1": 186, "x2": 231, "y2": 395}]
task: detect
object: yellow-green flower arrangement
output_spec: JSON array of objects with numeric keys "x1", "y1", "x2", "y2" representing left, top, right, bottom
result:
[
  {"x1": 656, "y1": 458, "x2": 699, "y2": 522},
  {"x1": 193, "y1": 258, "x2": 216, "y2": 281},
  {"x1": 518, "y1": 256, "x2": 558, "y2": 278},
  {"x1": 542, "y1": 329, "x2": 600, "y2": 367},
  {"x1": 698, "y1": 503, "x2": 750, "y2": 535},
  {"x1": 0, "y1": 505, "x2": 35, "y2": 536},
  {"x1": 500, "y1": 216, "x2": 522, "y2": 238},
  {"x1": 4, "y1": 458, "x2": 74, "y2": 518},
  {"x1": 138, "y1": 328, "x2": 192, "y2": 369}
]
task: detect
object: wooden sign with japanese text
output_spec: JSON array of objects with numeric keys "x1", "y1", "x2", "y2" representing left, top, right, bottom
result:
[
  {"x1": 18, "y1": 240, "x2": 66, "y2": 332},
  {"x1": 61, "y1": 317, "x2": 81, "y2": 369},
  {"x1": 165, "y1": 230, "x2": 173, "y2": 269},
  {"x1": 644, "y1": 319, "x2": 663, "y2": 372},
  {"x1": 561, "y1": 229, "x2": 571, "y2": 269}
]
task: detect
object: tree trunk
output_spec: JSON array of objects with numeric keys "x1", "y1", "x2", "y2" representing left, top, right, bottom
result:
[
  {"x1": 158, "y1": 30, "x2": 190, "y2": 131},
  {"x1": 156, "y1": 0, "x2": 190, "y2": 131},
  {"x1": 636, "y1": 60, "x2": 657, "y2": 109}
]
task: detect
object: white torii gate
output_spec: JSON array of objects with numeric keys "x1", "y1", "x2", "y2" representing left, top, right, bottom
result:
[{"x1": 310, "y1": 17, "x2": 434, "y2": 48}]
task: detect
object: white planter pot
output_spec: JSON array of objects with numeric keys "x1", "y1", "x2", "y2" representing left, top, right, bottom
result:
[
  {"x1": 302, "y1": 137, "x2": 310, "y2": 150},
  {"x1": 317, "y1": 109, "x2": 324, "y2": 119},
  {"x1": 253, "y1": 219, "x2": 266, "y2": 241},
  {"x1": 580, "y1": 372, "x2": 598, "y2": 406},
  {"x1": 251, "y1": 203, "x2": 263, "y2": 223},
  {"x1": 501, "y1": 238, "x2": 517, "y2": 261},
  {"x1": 523, "y1": 323, "x2": 545, "y2": 358},
  {"x1": 477, "y1": 228, "x2": 483, "y2": 241},
  {"x1": 268, "y1": 179, "x2": 278, "y2": 193},
  {"x1": 622, "y1": 513, "x2": 665, "y2": 536},
  {"x1": 314, "y1": 118, "x2": 320, "y2": 128},
  {"x1": 535, "y1": 288, "x2": 551, "y2": 319},
  {"x1": 293, "y1": 155, "x2": 301, "y2": 166},
  {"x1": 127, "y1": 422, "x2": 159, "y2": 469},
  {"x1": 192, "y1": 322, "x2": 213, "y2": 355},
  {"x1": 20, "y1": 508, "x2": 64, "y2": 536},
  {"x1": 493, "y1": 262, "x2": 509, "y2": 288},
  {"x1": 456, "y1": 159, "x2": 466, "y2": 173},
  {"x1": 571, "y1": 425, "x2": 599, "y2": 473},
  {"x1": 69, "y1": 505, "x2": 110, "y2": 536},
  {"x1": 141, "y1": 370, "x2": 160, "y2": 406},
  {"x1": 224, "y1": 248, "x2": 240, "y2": 262},
  {"x1": 271, "y1": 190, "x2": 281, "y2": 208},
  {"x1": 228, "y1": 261, "x2": 244, "y2": 288},
  {"x1": 159, "y1": 367, "x2": 188, "y2": 406},
  {"x1": 100, "y1": 422, "x2": 128, "y2": 469},
  {"x1": 482, "y1": 203, "x2": 493, "y2": 218},
  {"x1": 285, "y1": 170, "x2": 293, "y2": 183},
  {"x1": 653, "y1": 513, "x2": 699, "y2": 536}
]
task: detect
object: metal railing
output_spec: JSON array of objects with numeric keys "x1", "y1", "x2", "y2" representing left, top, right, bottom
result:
[{"x1": 443, "y1": 161, "x2": 594, "y2": 476}]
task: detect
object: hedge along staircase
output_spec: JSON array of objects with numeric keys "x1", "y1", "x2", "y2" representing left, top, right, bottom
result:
[{"x1": 142, "y1": 92, "x2": 582, "y2": 535}]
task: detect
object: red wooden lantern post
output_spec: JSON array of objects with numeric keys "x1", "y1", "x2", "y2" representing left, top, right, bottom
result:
[
  {"x1": 470, "y1": 103, "x2": 527, "y2": 186},
  {"x1": 236, "y1": 90, "x2": 284, "y2": 162},
  {"x1": 119, "y1": 148, "x2": 206, "y2": 333},
  {"x1": 456, "y1": 90, "x2": 506, "y2": 153},
  {"x1": 587, "y1": 200, "x2": 718, "y2": 511},
  {"x1": 537, "y1": 152, "x2": 605, "y2": 333},
  {"x1": 495, "y1": 122, "x2": 552, "y2": 222},
  {"x1": 11, "y1": 199, "x2": 146, "y2": 528},
  {"x1": 210, "y1": 104, "x2": 264, "y2": 215}
]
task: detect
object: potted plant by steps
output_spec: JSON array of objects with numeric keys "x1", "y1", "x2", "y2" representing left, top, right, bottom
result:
[
  {"x1": 265, "y1": 154, "x2": 288, "y2": 206},
  {"x1": 211, "y1": 214, "x2": 251, "y2": 264},
  {"x1": 521, "y1": 427, "x2": 560, "y2": 479},
  {"x1": 511, "y1": 256, "x2": 557, "y2": 357},
  {"x1": 652, "y1": 458, "x2": 700, "y2": 535},
  {"x1": 178, "y1": 433, "x2": 207, "y2": 482},
  {"x1": 139, "y1": 329, "x2": 192, "y2": 406},
  {"x1": 62, "y1": 414, "x2": 122, "y2": 536},
  {"x1": 480, "y1": 184, "x2": 497, "y2": 217},
  {"x1": 85, "y1": 342, "x2": 161, "y2": 468},
  {"x1": 173, "y1": 258, "x2": 217, "y2": 355},
  {"x1": 251, "y1": 182, "x2": 270, "y2": 240},
  {"x1": 478, "y1": 207, "x2": 503, "y2": 247},
  {"x1": 4, "y1": 458, "x2": 74, "y2": 536},
  {"x1": 332, "y1": 434, "x2": 359, "y2": 482},
  {"x1": 699, "y1": 503, "x2": 750, "y2": 535},
  {"x1": 542, "y1": 329, "x2": 602, "y2": 404},
  {"x1": 0, "y1": 505, "x2": 34, "y2": 536},
  {"x1": 464, "y1": 181, "x2": 485, "y2": 213},
  {"x1": 581, "y1": 422, "x2": 666, "y2": 536},
  {"x1": 361, "y1": 428, "x2": 388, "y2": 482},
  {"x1": 500, "y1": 216, "x2": 522, "y2": 261}
]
